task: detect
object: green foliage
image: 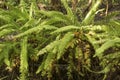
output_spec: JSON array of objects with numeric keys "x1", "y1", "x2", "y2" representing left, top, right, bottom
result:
[
  {"x1": 0, "y1": 0, "x2": 120, "y2": 80},
  {"x1": 20, "y1": 37, "x2": 28, "y2": 80},
  {"x1": 82, "y1": 0, "x2": 102, "y2": 25},
  {"x1": 94, "y1": 38, "x2": 120, "y2": 58}
]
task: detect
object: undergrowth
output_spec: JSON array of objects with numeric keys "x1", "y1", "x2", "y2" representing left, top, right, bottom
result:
[{"x1": 0, "y1": 0, "x2": 120, "y2": 80}]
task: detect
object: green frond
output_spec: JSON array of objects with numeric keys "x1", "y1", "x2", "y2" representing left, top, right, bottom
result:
[
  {"x1": 0, "y1": 29, "x2": 15, "y2": 37},
  {"x1": 82, "y1": 0, "x2": 102, "y2": 25},
  {"x1": 107, "y1": 20, "x2": 120, "y2": 36},
  {"x1": 85, "y1": 34, "x2": 99, "y2": 50},
  {"x1": 61, "y1": 0, "x2": 79, "y2": 25},
  {"x1": 37, "y1": 32, "x2": 74, "y2": 74},
  {"x1": 83, "y1": 63, "x2": 111, "y2": 74},
  {"x1": 0, "y1": 43, "x2": 13, "y2": 67},
  {"x1": 39, "y1": 10, "x2": 71, "y2": 25},
  {"x1": 82, "y1": 25, "x2": 107, "y2": 32},
  {"x1": 9, "y1": 6, "x2": 29, "y2": 19},
  {"x1": 20, "y1": 19, "x2": 36, "y2": 30},
  {"x1": 39, "y1": 10, "x2": 78, "y2": 25},
  {"x1": 20, "y1": 37, "x2": 28, "y2": 80},
  {"x1": 44, "y1": 51, "x2": 56, "y2": 71},
  {"x1": 94, "y1": 38, "x2": 120, "y2": 58},
  {"x1": 57, "y1": 32, "x2": 74, "y2": 59},
  {"x1": 39, "y1": 10, "x2": 65, "y2": 18},
  {"x1": 36, "y1": 41, "x2": 59, "y2": 74},
  {"x1": 14, "y1": 25, "x2": 57, "y2": 38},
  {"x1": 103, "y1": 52, "x2": 120, "y2": 60},
  {"x1": 41, "y1": 17, "x2": 67, "y2": 25},
  {"x1": 0, "y1": 15, "x2": 13, "y2": 23},
  {"x1": 0, "y1": 7, "x2": 28, "y2": 21},
  {"x1": 37, "y1": 40, "x2": 59, "y2": 56},
  {"x1": 0, "y1": 24, "x2": 14, "y2": 30},
  {"x1": 37, "y1": 50, "x2": 58, "y2": 75},
  {"x1": 61, "y1": 0, "x2": 74, "y2": 19},
  {"x1": 51, "y1": 25, "x2": 80, "y2": 34},
  {"x1": 36, "y1": 61, "x2": 45, "y2": 74}
]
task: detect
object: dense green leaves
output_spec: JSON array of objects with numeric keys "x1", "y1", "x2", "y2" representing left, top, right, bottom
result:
[{"x1": 0, "y1": 0, "x2": 120, "y2": 80}]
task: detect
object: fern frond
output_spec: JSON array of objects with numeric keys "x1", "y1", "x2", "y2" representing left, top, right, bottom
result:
[
  {"x1": 57, "y1": 32, "x2": 74, "y2": 59},
  {"x1": 37, "y1": 40, "x2": 59, "y2": 56},
  {"x1": 36, "y1": 61, "x2": 45, "y2": 74},
  {"x1": 41, "y1": 17, "x2": 67, "y2": 25},
  {"x1": 61, "y1": 0, "x2": 74, "y2": 19},
  {"x1": 103, "y1": 52, "x2": 120, "y2": 60},
  {"x1": 82, "y1": 25, "x2": 107, "y2": 32},
  {"x1": 51, "y1": 25, "x2": 107, "y2": 35},
  {"x1": 107, "y1": 20, "x2": 120, "y2": 36},
  {"x1": 0, "y1": 6, "x2": 28, "y2": 22},
  {"x1": 37, "y1": 49, "x2": 58, "y2": 75},
  {"x1": 84, "y1": 63, "x2": 111, "y2": 74},
  {"x1": 9, "y1": 6, "x2": 29, "y2": 19},
  {"x1": 51, "y1": 25, "x2": 80, "y2": 34},
  {"x1": 0, "y1": 43, "x2": 13, "y2": 67},
  {"x1": 20, "y1": 19, "x2": 36, "y2": 30},
  {"x1": 39, "y1": 10, "x2": 72, "y2": 25},
  {"x1": 37, "y1": 41, "x2": 59, "y2": 74},
  {"x1": 94, "y1": 38, "x2": 120, "y2": 58},
  {"x1": 82, "y1": 0, "x2": 102, "y2": 25},
  {"x1": 0, "y1": 15, "x2": 13, "y2": 23},
  {"x1": 61, "y1": 0, "x2": 79, "y2": 25},
  {"x1": 39, "y1": 10, "x2": 65, "y2": 18},
  {"x1": 14, "y1": 25, "x2": 57, "y2": 38},
  {"x1": 0, "y1": 29, "x2": 14, "y2": 37},
  {"x1": 0, "y1": 24, "x2": 14, "y2": 30},
  {"x1": 20, "y1": 37, "x2": 28, "y2": 80},
  {"x1": 37, "y1": 32, "x2": 74, "y2": 74},
  {"x1": 85, "y1": 34, "x2": 100, "y2": 50}
]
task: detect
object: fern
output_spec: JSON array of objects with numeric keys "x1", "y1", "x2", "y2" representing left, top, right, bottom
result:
[
  {"x1": 41, "y1": 17, "x2": 67, "y2": 25},
  {"x1": 3, "y1": 44, "x2": 11, "y2": 68},
  {"x1": 39, "y1": 10, "x2": 72, "y2": 25},
  {"x1": 0, "y1": 43, "x2": 14, "y2": 68},
  {"x1": 37, "y1": 32, "x2": 74, "y2": 74},
  {"x1": 103, "y1": 52, "x2": 120, "y2": 59},
  {"x1": 0, "y1": 29, "x2": 14, "y2": 37},
  {"x1": 39, "y1": 7, "x2": 79, "y2": 25},
  {"x1": 0, "y1": 15, "x2": 13, "y2": 23},
  {"x1": 57, "y1": 32, "x2": 74, "y2": 59},
  {"x1": 20, "y1": 19, "x2": 36, "y2": 30},
  {"x1": 37, "y1": 40, "x2": 59, "y2": 56},
  {"x1": 20, "y1": 37, "x2": 28, "y2": 80},
  {"x1": 82, "y1": 0, "x2": 102, "y2": 25},
  {"x1": 94, "y1": 38, "x2": 120, "y2": 58},
  {"x1": 107, "y1": 20, "x2": 120, "y2": 36},
  {"x1": 36, "y1": 41, "x2": 59, "y2": 74},
  {"x1": 14, "y1": 25, "x2": 57, "y2": 38},
  {"x1": 0, "y1": 24, "x2": 15, "y2": 30},
  {"x1": 51, "y1": 25, "x2": 80, "y2": 34},
  {"x1": 61, "y1": 0, "x2": 74, "y2": 23},
  {"x1": 39, "y1": 10, "x2": 65, "y2": 18},
  {"x1": 0, "y1": 0, "x2": 120, "y2": 80}
]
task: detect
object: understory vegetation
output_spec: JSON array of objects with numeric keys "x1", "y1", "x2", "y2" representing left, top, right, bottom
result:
[{"x1": 0, "y1": 0, "x2": 120, "y2": 80}]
